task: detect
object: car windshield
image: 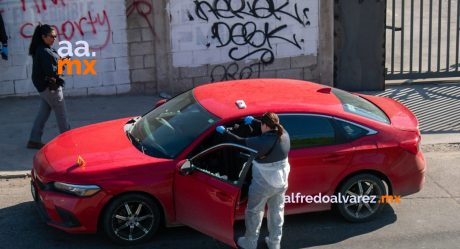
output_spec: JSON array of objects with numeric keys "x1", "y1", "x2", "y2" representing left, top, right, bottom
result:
[
  {"x1": 128, "y1": 90, "x2": 219, "y2": 159},
  {"x1": 332, "y1": 88, "x2": 390, "y2": 124}
]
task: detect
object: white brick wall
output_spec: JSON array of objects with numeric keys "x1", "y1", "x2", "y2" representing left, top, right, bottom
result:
[
  {"x1": 0, "y1": 0, "x2": 129, "y2": 97},
  {"x1": 169, "y1": 0, "x2": 320, "y2": 68}
]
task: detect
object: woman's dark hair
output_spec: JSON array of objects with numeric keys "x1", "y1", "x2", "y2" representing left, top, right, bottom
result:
[
  {"x1": 29, "y1": 24, "x2": 54, "y2": 56},
  {"x1": 261, "y1": 112, "x2": 284, "y2": 137}
]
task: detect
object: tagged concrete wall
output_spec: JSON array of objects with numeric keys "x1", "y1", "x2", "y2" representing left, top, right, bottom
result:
[
  {"x1": 127, "y1": 0, "x2": 332, "y2": 95},
  {"x1": 1, "y1": 0, "x2": 334, "y2": 97},
  {"x1": 169, "y1": 0, "x2": 318, "y2": 82},
  {"x1": 0, "y1": 0, "x2": 130, "y2": 97}
]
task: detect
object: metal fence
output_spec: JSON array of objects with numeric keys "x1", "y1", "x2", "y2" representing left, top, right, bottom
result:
[{"x1": 386, "y1": 0, "x2": 460, "y2": 80}]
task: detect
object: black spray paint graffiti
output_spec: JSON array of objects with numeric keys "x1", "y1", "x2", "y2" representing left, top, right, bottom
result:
[
  {"x1": 192, "y1": 0, "x2": 310, "y2": 26},
  {"x1": 211, "y1": 22, "x2": 303, "y2": 64},
  {"x1": 190, "y1": 0, "x2": 311, "y2": 82},
  {"x1": 210, "y1": 62, "x2": 263, "y2": 82}
]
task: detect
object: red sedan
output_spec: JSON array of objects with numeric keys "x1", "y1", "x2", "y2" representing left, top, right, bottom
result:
[{"x1": 31, "y1": 79, "x2": 425, "y2": 247}]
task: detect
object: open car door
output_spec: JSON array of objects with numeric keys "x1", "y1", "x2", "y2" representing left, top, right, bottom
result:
[{"x1": 174, "y1": 143, "x2": 257, "y2": 248}]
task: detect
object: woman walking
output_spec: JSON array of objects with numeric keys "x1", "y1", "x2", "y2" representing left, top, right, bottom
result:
[{"x1": 27, "y1": 24, "x2": 70, "y2": 149}]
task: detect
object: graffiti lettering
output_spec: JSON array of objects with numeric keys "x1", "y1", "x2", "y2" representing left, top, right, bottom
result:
[
  {"x1": 189, "y1": 0, "x2": 309, "y2": 77},
  {"x1": 193, "y1": 0, "x2": 310, "y2": 26},
  {"x1": 21, "y1": 0, "x2": 66, "y2": 13},
  {"x1": 20, "y1": 10, "x2": 112, "y2": 50},
  {"x1": 211, "y1": 21, "x2": 301, "y2": 64},
  {"x1": 211, "y1": 62, "x2": 262, "y2": 82},
  {"x1": 126, "y1": 0, "x2": 156, "y2": 36}
]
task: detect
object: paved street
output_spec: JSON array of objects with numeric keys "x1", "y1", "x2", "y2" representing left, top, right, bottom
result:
[{"x1": 0, "y1": 150, "x2": 459, "y2": 249}]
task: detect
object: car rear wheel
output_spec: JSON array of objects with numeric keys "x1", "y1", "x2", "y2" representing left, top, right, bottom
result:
[
  {"x1": 337, "y1": 174, "x2": 387, "y2": 222},
  {"x1": 102, "y1": 193, "x2": 161, "y2": 245}
]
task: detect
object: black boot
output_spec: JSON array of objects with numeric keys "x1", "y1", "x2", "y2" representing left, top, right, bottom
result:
[{"x1": 27, "y1": 141, "x2": 45, "y2": 149}]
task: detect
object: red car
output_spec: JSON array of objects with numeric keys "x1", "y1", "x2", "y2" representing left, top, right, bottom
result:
[{"x1": 31, "y1": 79, "x2": 425, "y2": 247}]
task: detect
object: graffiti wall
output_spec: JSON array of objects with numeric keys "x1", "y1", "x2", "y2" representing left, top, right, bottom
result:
[
  {"x1": 0, "y1": 0, "x2": 130, "y2": 97},
  {"x1": 169, "y1": 0, "x2": 319, "y2": 82},
  {"x1": 0, "y1": 0, "x2": 330, "y2": 97}
]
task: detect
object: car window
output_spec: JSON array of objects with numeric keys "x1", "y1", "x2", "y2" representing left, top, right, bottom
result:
[
  {"x1": 129, "y1": 90, "x2": 219, "y2": 159},
  {"x1": 332, "y1": 88, "x2": 390, "y2": 124},
  {"x1": 336, "y1": 119, "x2": 369, "y2": 141},
  {"x1": 280, "y1": 115, "x2": 336, "y2": 149},
  {"x1": 191, "y1": 146, "x2": 253, "y2": 185}
]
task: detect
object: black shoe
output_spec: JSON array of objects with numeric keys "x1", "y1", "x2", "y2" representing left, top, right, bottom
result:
[{"x1": 27, "y1": 141, "x2": 45, "y2": 149}]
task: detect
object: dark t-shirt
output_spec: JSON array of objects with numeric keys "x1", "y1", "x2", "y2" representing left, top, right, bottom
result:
[{"x1": 226, "y1": 129, "x2": 290, "y2": 163}]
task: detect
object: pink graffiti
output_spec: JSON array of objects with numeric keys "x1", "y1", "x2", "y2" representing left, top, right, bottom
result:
[
  {"x1": 21, "y1": 0, "x2": 66, "y2": 13},
  {"x1": 126, "y1": 0, "x2": 156, "y2": 36},
  {"x1": 20, "y1": 10, "x2": 112, "y2": 50}
]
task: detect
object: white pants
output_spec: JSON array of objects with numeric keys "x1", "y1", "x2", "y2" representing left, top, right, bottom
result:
[{"x1": 238, "y1": 159, "x2": 290, "y2": 249}]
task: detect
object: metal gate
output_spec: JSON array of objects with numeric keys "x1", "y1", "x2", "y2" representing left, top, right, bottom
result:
[{"x1": 386, "y1": 0, "x2": 460, "y2": 80}]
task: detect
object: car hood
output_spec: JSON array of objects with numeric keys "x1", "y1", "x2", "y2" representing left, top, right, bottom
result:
[{"x1": 35, "y1": 118, "x2": 170, "y2": 181}]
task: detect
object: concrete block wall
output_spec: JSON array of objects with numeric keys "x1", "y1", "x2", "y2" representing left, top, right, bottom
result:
[
  {"x1": 0, "y1": 0, "x2": 130, "y2": 97},
  {"x1": 125, "y1": 0, "x2": 158, "y2": 94},
  {"x1": 165, "y1": 0, "x2": 324, "y2": 94},
  {"x1": 126, "y1": 0, "x2": 333, "y2": 96},
  {"x1": 1, "y1": 0, "x2": 334, "y2": 97}
]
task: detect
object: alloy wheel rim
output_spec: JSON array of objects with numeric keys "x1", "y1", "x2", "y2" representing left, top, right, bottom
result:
[
  {"x1": 343, "y1": 180, "x2": 382, "y2": 219},
  {"x1": 111, "y1": 201, "x2": 155, "y2": 241}
]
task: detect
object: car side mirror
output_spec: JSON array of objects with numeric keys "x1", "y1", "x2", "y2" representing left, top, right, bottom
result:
[
  {"x1": 155, "y1": 99, "x2": 167, "y2": 108},
  {"x1": 179, "y1": 160, "x2": 194, "y2": 176}
]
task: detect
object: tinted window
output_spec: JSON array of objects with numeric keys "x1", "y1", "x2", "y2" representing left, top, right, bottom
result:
[
  {"x1": 280, "y1": 115, "x2": 336, "y2": 149},
  {"x1": 332, "y1": 88, "x2": 390, "y2": 124},
  {"x1": 336, "y1": 120, "x2": 368, "y2": 141}
]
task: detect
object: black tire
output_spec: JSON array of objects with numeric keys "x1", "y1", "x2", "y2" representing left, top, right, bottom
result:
[
  {"x1": 337, "y1": 174, "x2": 387, "y2": 222},
  {"x1": 102, "y1": 193, "x2": 161, "y2": 245}
]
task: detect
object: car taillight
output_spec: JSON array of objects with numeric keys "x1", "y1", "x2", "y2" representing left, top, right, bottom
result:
[{"x1": 400, "y1": 134, "x2": 421, "y2": 154}]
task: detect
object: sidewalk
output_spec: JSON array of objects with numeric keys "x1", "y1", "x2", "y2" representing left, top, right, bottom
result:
[
  {"x1": 0, "y1": 94, "x2": 159, "y2": 174},
  {"x1": 0, "y1": 82, "x2": 459, "y2": 176}
]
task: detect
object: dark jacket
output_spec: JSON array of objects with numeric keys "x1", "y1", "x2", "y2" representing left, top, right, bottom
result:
[
  {"x1": 0, "y1": 13, "x2": 7, "y2": 45},
  {"x1": 32, "y1": 44, "x2": 63, "y2": 92},
  {"x1": 225, "y1": 129, "x2": 290, "y2": 164}
]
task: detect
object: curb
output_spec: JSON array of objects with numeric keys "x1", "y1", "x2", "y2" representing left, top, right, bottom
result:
[
  {"x1": 0, "y1": 171, "x2": 30, "y2": 179},
  {"x1": 421, "y1": 133, "x2": 460, "y2": 145}
]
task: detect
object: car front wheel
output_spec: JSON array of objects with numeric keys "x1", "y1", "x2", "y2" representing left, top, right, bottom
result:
[
  {"x1": 337, "y1": 174, "x2": 387, "y2": 222},
  {"x1": 102, "y1": 193, "x2": 161, "y2": 245}
]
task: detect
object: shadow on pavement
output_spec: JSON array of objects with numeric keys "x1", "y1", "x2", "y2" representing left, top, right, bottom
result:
[
  {"x1": 0, "y1": 201, "x2": 397, "y2": 249},
  {"x1": 362, "y1": 83, "x2": 460, "y2": 134}
]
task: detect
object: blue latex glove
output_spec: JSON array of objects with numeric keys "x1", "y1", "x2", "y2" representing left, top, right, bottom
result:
[
  {"x1": 0, "y1": 46, "x2": 7, "y2": 60},
  {"x1": 244, "y1": 116, "x2": 254, "y2": 125},
  {"x1": 216, "y1": 126, "x2": 226, "y2": 134}
]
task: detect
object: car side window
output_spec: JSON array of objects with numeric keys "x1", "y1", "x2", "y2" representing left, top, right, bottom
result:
[
  {"x1": 279, "y1": 115, "x2": 336, "y2": 149},
  {"x1": 191, "y1": 146, "x2": 253, "y2": 185},
  {"x1": 336, "y1": 120, "x2": 368, "y2": 141}
]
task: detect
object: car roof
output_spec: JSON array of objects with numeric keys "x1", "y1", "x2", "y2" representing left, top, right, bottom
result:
[{"x1": 193, "y1": 79, "x2": 344, "y2": 119}]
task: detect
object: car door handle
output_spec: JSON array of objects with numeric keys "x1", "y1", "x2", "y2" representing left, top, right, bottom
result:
[{"x1": 322, "y1": 155, "x2": 346, "y2": 162}]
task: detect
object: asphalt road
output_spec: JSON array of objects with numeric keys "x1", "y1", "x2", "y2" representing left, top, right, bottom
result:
[{"x1": 0, "y1": 151, "x2": 459, "y2": 249}]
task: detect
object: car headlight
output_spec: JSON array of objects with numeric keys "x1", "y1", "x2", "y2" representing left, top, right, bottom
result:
[{"x1": 53, "y1": 182, "x2": 101, "y2": 197}]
